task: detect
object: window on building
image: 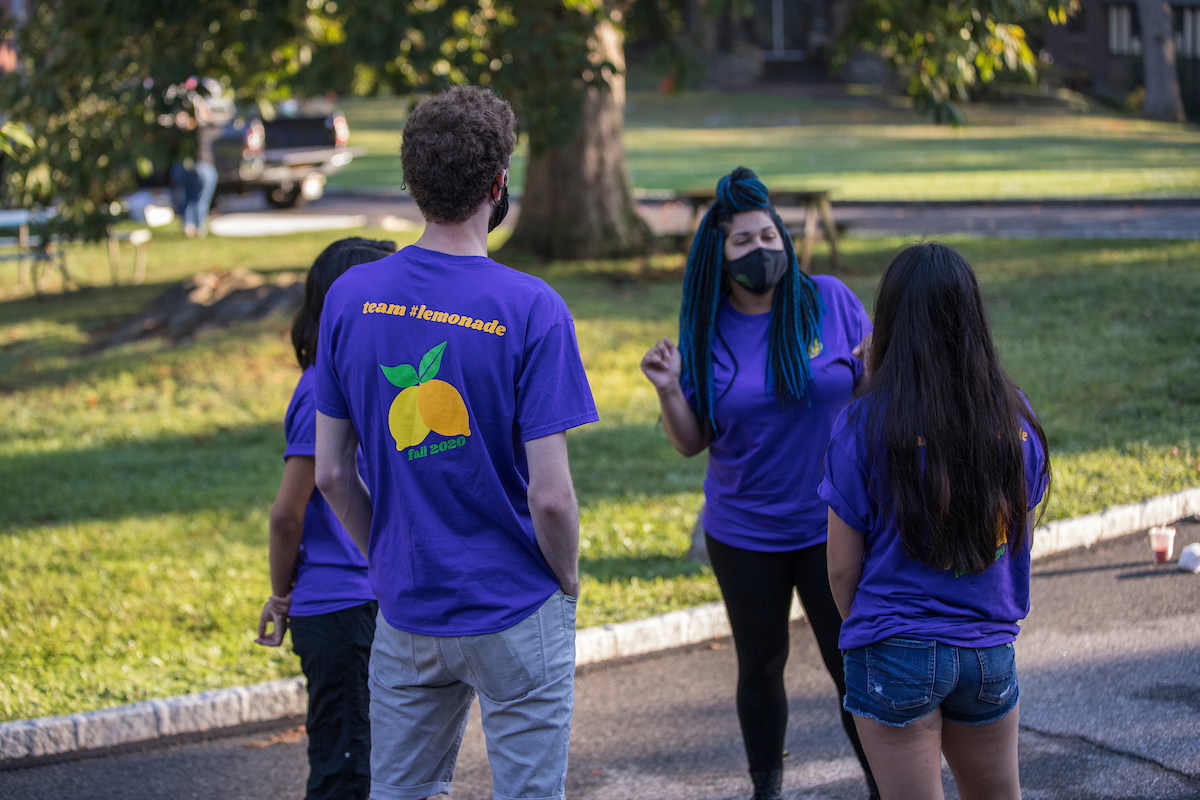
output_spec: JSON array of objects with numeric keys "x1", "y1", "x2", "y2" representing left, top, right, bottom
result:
[
  {"x1": 1108, "y1": 4, "x2": 1142, "y2": 55},
  {"x1": 1177, "y1": 7, "x2": 1200, "y2": 59},
  {"x1": 1109, "y1": 3, "x2": 1200, "y2": 59}
]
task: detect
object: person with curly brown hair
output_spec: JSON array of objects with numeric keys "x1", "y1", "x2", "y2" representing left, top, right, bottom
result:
[{"x1": 314, "y1": 85, "x2": 598, "y2": 800}]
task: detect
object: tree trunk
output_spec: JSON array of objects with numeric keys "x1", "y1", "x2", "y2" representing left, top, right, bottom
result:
[
  {"x1": 1137, "y1": 0, "x2": 1186, "y2": 122},
  {"x1": 504, "y1": 19, "x2": 652, "y2": 260}
]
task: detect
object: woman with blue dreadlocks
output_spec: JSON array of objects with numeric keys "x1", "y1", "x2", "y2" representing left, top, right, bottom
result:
[{"x1": 641, "y1": 167, "x2": 878, "y2": 800}]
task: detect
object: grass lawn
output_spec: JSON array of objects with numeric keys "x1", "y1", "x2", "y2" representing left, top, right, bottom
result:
[
  {"x1": 2, "y1": 232, "x2": 1199, "y2": 722},
  {"x1": 331, "y1": 91, "x2": 1200, "y2": 199}
]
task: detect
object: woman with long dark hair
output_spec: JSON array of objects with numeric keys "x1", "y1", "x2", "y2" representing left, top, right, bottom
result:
[
  {"x1": 641, "y1": 167, "x2": 878, "y2": 800},
  {"x1": 255, "y1": 236, "x2": 397, "y2": 800},
  {"x1": 821, "y1": 243, "x2": 1050, "y2": 800}
]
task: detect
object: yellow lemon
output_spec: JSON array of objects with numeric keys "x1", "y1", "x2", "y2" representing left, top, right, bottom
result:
[
  {"x1": 388, "y1": 385, "x2": 431, "y2": 450},
  {"x1": 418, "y1": 379, "x2": 471, "y2": 437}
]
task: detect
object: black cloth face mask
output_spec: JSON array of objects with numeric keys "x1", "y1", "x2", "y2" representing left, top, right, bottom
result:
[
  {"x1": 488, "y1": 183, "x2": 509, "y2": 232},
  {"x1": 725, "y1": 247, "x2": 789, "y2": 295}
]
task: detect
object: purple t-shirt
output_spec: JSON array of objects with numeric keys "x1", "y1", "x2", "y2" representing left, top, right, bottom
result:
[
  {"x1": 818, "y1": 399, "x2": 1049, "y2": 650},
  {"x1": 315, "y1": 245, "x2": 599, "y2": 636},
  {"x1": 683, "y1": 275, "x2": 872, "y2": 551},
  {"x1": 283, "y1": 368, "x2": 374, "y2": 618}
]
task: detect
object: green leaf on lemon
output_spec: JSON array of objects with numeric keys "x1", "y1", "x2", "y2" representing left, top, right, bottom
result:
[
  {"x1": 380, "y1": 363, "x2": 418, "y2": 389},
  {"x1": 418, "y1": 342, "x2": 446, "y2": 383}
]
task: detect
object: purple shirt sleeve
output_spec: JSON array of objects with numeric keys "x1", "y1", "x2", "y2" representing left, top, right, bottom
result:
[
  {"x1": 515, "y1": 305, "x2": 599, "y2": 442},
  {"x1": 314, "y1": 287, "x2": 350, "y2": 420},
  {"x1": 1016, "y1": 392, "x2": 1049, "y2": 510},
  {"x1": 818, "y1": 409, "x2": 873, "y2": 534},
  {"x1": 284, "y1": 373, "x2": 317, "y2": 459},
  {"x1": 1025, "y1": 424, "x2": 1049, "y2": 510}
]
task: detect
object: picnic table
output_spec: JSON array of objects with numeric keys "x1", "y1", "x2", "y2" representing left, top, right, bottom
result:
[
  {"x1": 0, "y1": 208, "x2": 152, "y2": 293},
  {"x1": 676, "y1": 188, "x2": 841, "y2": 273},
  {"x1": 0, "y1": 208, "x2": 69, "y2": 294}
]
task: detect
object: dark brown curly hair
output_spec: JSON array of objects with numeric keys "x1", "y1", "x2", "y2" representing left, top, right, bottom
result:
[{"x1": 400, "y1": 86, "x2": 516, "y2": 224}]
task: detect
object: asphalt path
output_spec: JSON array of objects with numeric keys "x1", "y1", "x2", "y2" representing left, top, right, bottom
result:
[
  {"x1": 3, "y1": 522, "x2": 1198, "y2": 800},
  {"x1": 209, "y1": 191, "x2": 1200, "y2": 241}
]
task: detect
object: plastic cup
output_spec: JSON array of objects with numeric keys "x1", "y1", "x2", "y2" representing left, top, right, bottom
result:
[{"x1": 1149, "y1": 526, "x2": 1176, "y2": 563}]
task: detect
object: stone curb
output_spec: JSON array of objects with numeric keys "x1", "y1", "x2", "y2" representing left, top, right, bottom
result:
[
  {"x1": 1028, "y1": 486, "x2": 1200, "y2": 560},
  {"x1": 0, "y1": 678, "x2": 307, "y2": 763},
  {"x1": 576, "y1": 595, "x2": 805, "y2": 667},
  {"x1": 3, "y1": 486, "x2": 1198, "y2": 764}
]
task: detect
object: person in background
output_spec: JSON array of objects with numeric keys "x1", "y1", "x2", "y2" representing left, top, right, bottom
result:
[
  {"x1": 821, "y1": 243, "x2": 1050, "y2": 800},
  {"x1": 170, "y1": 81, "x2": 219, "y2": 237},
  {"x1": 641, "y1": 167, "x2": 878, "y2": 800},
  {"x1": 255, "y1": 236, "x2": 398, "y2": 800},
  {"x1": 314, "y1": 86, "x2": 597, "y2": 800}
]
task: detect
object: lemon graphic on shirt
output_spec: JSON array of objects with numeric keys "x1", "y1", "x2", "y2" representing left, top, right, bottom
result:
[
  {"x1": 387, "y1": 386, "x2": 430, "y2": 450},
  {"x1": 418, "y1": 379, "x2": 471, "y2": 437},
  {"x1": 381, "y1": 342, "x2": 471, "y2": 451}
]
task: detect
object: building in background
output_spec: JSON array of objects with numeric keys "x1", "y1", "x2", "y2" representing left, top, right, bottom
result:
[
  {"x1": 1042, "y1": 0, "x2": 1200, "y2": 116},
  {"x1": 681, "y1": 0, "x2": 859, "y2": 86},
  {"x1": 750, "y1": 0, "x2": 836, "y2": 80}
]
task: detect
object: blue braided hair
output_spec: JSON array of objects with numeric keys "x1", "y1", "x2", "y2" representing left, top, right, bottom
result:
[{"x1": 679, "y1": 166, "x2": 825, "y2": 432}]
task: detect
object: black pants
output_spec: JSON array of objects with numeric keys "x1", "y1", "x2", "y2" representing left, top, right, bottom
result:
[
  {"x1": 707, "y1": 534, "x2": 875, "y2": 789},
  {"x1": 289, "y1": 601, "x2": 377, "y2": 800}
]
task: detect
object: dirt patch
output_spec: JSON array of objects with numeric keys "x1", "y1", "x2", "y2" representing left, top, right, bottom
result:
[{"x1": 93, "y1": 269, "x2": 305, "y2": 351}]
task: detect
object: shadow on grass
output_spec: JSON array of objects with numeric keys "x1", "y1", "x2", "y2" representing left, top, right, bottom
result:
[
  {"x1": 0, "y1": 263, "x2": 310, "y2": 330},
  {"x1": 0, "y1": 311, "x2": 297, "y2": 398},
  {"x1": 627, "y1": 134, "x2": 1198, "y2": 171},
  {"x1": 0, "y1": 423, "x2": 283, "y2": 534},
  {"x1": 567, "y1": 423, "x2": 706, "y2": 502},
  {"x1": 0, "y1": 420, "x2": 709, "y2": 535},
  {"x1": 0, "y1": 281, "x2": 169, "y2": 329},
  {"x1": 580, "y1": 553, "x2": 707, "y2": 583}
]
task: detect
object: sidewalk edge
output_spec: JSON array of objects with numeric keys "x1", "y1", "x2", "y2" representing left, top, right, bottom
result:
[{"x1": 3, "y1": 486, "x2": 1197, "y2": 763}]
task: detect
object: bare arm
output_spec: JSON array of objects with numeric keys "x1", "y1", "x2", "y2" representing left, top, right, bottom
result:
[
  {"x1": 526, "y1": 432, "x2": 581, "y2": 598},
  {"x1": 315, "y1": 411, "x2": 372, "y2": 556},
  {"x1": 827, "y1": 508, "x2": 866, "y2": 621},
  {"x1": 254, "y1": 456, "x2": 313, "y2": 646},
  {"x1": 640, "y1": 337, "x2": 712, "y2": 457},
  {"x1": 268, "y1": 456, "x2": 313, "y2": 596}
]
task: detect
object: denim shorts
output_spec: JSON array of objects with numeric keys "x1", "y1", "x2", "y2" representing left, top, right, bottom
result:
[
  {"x1": 843, "y1": 637, "x2": 1019, "y2": 727},
  {"x1": 369, "y1": 590, "x2": 577, "y2": 800}
]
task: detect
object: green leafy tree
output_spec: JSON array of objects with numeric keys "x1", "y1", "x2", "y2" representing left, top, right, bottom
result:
[
  {"x1": 322, "y1": 0, "x2": 651, "y2": 259},
  {"x1": 0, "y1": 1, "x2": 344, "y2": 242},
  {"x1": 836, "y1": 0, "x2": 1077, "y2": 124},
  {"x1": 2, "y1": 0, "x2": 652, "y2": 259},
  {"x1": 490, "y1": 0, "x2": 652, "y2": 259}
]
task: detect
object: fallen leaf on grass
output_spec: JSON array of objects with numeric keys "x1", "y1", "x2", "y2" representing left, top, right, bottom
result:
[{"x1": 245, "y1": 725, "x2": 306, "y2": 749}]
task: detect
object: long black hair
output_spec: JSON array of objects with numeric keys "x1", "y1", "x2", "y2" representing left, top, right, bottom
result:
[
  {"x1": 680, "y1": 167, "x2": 825, "y2": 430},
  {"x1": 292, "y1": 237, "x2": 397, "y2": 368},
  {"x1": 857, "y1": 243, "x2": 1050, "y2": 574}
]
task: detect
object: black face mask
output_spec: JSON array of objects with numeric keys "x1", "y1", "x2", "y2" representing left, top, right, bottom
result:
[
  {"x1": 725, "y1": 247, "x2": 789, "y2": 295},
  {"x1": 488, "y1": 183, "x2": 509, "y2": 232}
]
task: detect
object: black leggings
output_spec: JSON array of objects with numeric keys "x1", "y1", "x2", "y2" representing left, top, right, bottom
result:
[{"x1": 707, "y1": 533, "x2": 874, "y2": 784}]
